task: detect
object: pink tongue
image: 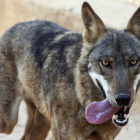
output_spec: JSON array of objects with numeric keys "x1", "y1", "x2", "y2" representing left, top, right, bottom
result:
[{"x1": 85, "y1": 99, "x2": 121, "y2": 124}]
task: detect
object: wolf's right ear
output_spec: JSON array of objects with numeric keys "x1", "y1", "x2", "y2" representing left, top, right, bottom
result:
[
  {"x1": 82, "y1": 2, "x2": 106, "y2": 42},
  {"x1": 126, "y1": 7, "x2": 140, "y2": 39}
]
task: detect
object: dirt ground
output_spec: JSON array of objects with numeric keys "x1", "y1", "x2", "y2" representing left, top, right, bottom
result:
[{"x1": 0, "y1": 0, "x2": 140, "y2": 140}]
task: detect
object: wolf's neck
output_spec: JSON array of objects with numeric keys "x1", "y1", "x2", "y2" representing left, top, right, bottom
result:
[{"x1": 75, "y1": 53, "x2": 100, "y2": 108}]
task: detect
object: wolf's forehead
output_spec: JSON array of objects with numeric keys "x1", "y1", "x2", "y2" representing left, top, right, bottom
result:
[{"x1": 92, "y1": 30, "x2": 140, "y2": 59}]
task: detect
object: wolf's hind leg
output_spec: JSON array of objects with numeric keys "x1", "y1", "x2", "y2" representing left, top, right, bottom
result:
[
  {"x1": 21, "y1": 99, "x2": 51, "y2": 140},
  {"x1": 0, "y1": 54, "x2": 22, "y2": 134}
]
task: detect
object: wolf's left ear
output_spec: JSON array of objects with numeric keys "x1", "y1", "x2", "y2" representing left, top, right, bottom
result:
[
  {"x1": 82, "y1": 2, "x2": 106, "y2": 42},
  {"x1": 126, "y1": 7, "x2": 140, "y2": 39}
]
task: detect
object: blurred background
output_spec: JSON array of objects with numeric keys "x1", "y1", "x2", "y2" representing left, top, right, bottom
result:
[{"x1": 0, "y1": 0, "x2": 140, "y2": 139}]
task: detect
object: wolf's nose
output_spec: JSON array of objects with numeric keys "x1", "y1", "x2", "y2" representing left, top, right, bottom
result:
[{"x1": 115, "y1": 95, "x2": 131, "y2": 106}]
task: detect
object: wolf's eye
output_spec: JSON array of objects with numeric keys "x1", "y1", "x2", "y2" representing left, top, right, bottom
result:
[
  {"x1": 101, "y1": 60, "x2": 110, "y2": 67},
  {"x1": 129, "y1": 59, "x2": 138, "y2": 66}
]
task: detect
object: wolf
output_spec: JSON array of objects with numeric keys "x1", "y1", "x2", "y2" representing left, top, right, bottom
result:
[{"x1": 0, "y1": 1, "x2": 140, "y2": 140}]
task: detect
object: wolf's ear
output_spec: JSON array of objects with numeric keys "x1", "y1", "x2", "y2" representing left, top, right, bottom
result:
[
  {"x1": 82, "y1": 2, "x2": 106, "y2": 42},
  {"x1": 126, "y1": 7, "x2": 140, "y2": 39}
]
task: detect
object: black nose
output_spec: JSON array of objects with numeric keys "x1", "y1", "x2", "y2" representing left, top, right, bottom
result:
[{"x1": 115, "y1": 95, "x2": 131, "y2": 106}]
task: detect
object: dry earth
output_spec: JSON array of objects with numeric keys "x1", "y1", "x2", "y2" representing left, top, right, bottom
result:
[{"x1": 0, "y1": 0, "x2": 140, "y2": 140}]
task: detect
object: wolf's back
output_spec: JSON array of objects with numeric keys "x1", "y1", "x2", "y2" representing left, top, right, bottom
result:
[{"x1": 0, "y1": 20, "x2": 83, "y2": 69}]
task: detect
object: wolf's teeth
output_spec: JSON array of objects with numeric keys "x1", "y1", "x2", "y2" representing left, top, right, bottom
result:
[
  {"x1": 116, "y1": 120, "x2": 119, "y2": 123},
  {"x1": 116, "y1": 119, "x2": 127, "y2": 123},
  {"x1": 124, "y1": 114, "x2": 129, "y2": 119},
  {"x1": 123, "y1": 119, "x2": 127, "y2": 123},
  {"x1": 113, "y1": 115, "x2": 118, "y2": 120}
]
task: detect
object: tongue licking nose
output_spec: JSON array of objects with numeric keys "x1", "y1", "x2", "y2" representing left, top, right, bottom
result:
[{"x1": 85, "y1": 99, "x2": 121, "y2": 124}]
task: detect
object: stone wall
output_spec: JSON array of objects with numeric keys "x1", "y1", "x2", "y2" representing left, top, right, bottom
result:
[
  {"x1": 0, "y1": 0, "x2": 138, "y2": 36},
  {"x1": 0, "y1": 0, "x2": 83, "y2": 35}
]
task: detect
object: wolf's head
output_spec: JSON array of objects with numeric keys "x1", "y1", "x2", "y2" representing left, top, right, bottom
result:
[{"x1": 82, "y1": 2, "x2": 140, "y2": 127}]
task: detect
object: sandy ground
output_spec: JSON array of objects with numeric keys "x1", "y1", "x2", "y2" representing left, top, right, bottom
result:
[{"x1": 0, "y1": 0, "x2": 140, "y2": 140}]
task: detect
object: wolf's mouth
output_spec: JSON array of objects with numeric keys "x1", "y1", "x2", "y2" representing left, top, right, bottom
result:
[
  {"x1": 96, "y1": 80, "x2": 131, "y2": 127},
  {"x1": 112, "y1": 106, "x2": 131, "y2": 126}
]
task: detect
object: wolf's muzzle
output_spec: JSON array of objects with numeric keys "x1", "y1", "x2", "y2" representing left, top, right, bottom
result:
[{"x1": 115, "y1": 95, "x2": 131, "y2": 106}]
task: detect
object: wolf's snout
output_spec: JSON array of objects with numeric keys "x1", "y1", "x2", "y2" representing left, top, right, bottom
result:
[{"x1": 115, "y1": 95, "x2": 131, "y2": 106}]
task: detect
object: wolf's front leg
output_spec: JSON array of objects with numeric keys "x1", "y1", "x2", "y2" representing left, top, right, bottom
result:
[
  {"x1": 50, "y1": 112, "x2": 96, "y2": 140},
  {"x1": 21, "y1": 99, "x2": 51, "y2": 140},
  {"x1": 92, "y1": 119, "x2": 121, "y2": 140}
]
